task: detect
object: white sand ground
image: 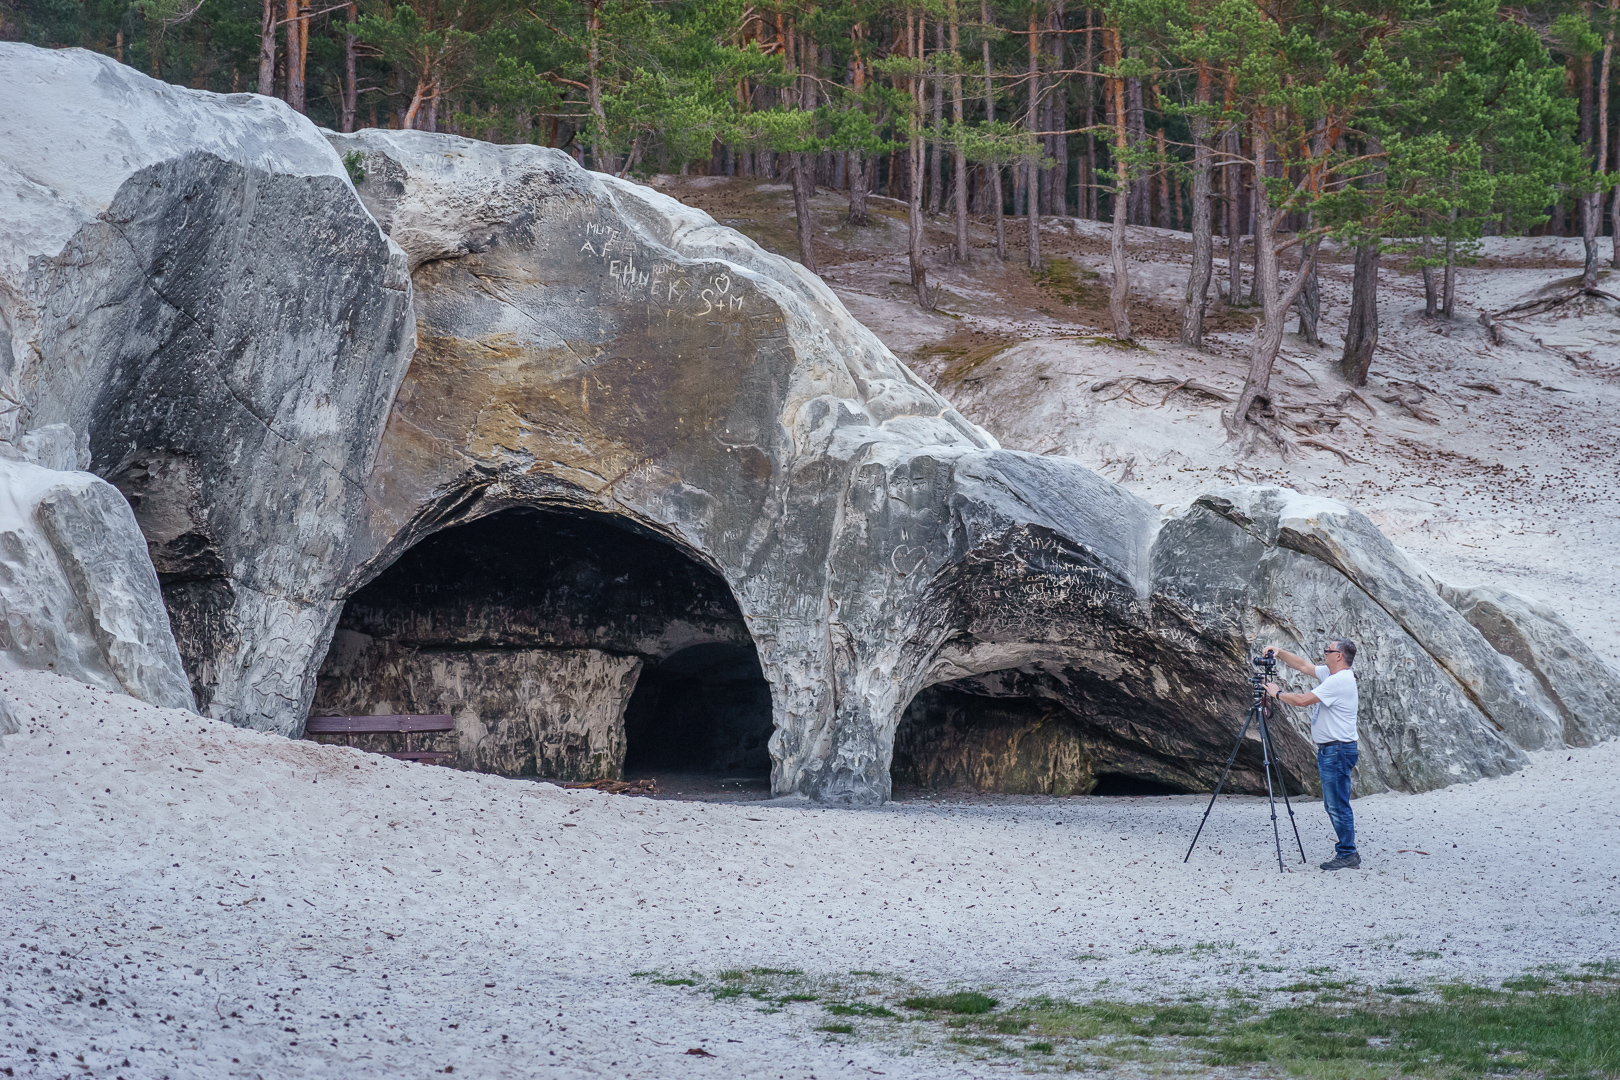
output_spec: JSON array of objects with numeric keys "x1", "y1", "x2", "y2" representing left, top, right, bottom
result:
[{"x1": 4, "y1": 669, "x2": 1616, "y2": 1078}]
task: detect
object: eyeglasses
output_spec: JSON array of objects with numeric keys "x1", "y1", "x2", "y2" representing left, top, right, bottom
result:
[{"x1": 1323, "y1": 649, "x2": 1343, "y2": 656}]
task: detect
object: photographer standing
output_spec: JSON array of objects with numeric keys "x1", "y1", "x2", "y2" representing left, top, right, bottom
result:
[{"x1": 1264, "y1": 642, "x2": 1361, "y2": 871}]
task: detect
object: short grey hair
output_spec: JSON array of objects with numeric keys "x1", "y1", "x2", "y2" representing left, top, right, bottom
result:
[{"x1": 1329, "y1": 638, "x2": 1357, "y2": 666}]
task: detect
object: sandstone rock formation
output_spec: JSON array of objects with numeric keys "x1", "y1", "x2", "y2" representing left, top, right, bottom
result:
[
  {"x1": 0, "y1": 45, "x2": 414, "y2": 730},
  {"x1": 0, "y1": 456, "x2": 192, "y2": 710},
  {"x1": 1438, "y1": 582, "x2": 1620, "y2": 748},
  {"x1": 3, "y1": 44, "x2": 1616, "y2": 804}
]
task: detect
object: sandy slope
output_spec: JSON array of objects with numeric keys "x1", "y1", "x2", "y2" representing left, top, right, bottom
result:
[
  {"x1": 647, "y1": 177, "x2": 1620, "y2": 669},
  {"x1": 4, "y1": 669, "x2": 1616, "y2": 1078}
]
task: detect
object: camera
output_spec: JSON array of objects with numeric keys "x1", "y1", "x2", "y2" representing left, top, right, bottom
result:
[{"x1": 1251, "y1": 650, "x2": 1278, "y2": 675}]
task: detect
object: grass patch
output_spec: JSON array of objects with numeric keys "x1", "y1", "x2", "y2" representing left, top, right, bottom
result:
[
  {"x1": 1206, "y1": 988, "x2": 1620, "y2": 1077},
  {"x1": 1030, "y1": 256, "x2": 1100, "y2": 307},
  {"x1": 1130, "y1": 943, "x2": 1186, "y2": 956},
  {"x1": 1503, "y1": 975, "x2": 1556, "y2": 993},
  {"x1": 1380, "y1": 985, "x2": 1423, "y2": 996},
  {"x1": 817, "y1": 1023, "x2": 855, "y2": 1035},
  {"x1": 652, "y1": 977, "x2": 696, "y2": 986},
  {"x1": 901, "y1": 991, "x2": 999, "y2": 1015},
  {"x1": 825, "y1": 1002, "x2": 897, "y2": 1018},
  {"x1": 926, "y1": 336, "x2": 1014, "y2": 385}
]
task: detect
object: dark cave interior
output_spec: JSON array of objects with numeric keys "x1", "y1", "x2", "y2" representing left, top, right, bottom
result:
[{"x1": 312, "y1": 506, "x2": 772, "y2": 781}]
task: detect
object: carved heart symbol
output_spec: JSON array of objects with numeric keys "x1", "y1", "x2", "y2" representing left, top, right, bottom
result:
[
  {"x1": 891, "y1": 544, "x2": 926, "y2": 577},
  {"x1": 713, "y1": 273, "x2": 731, "y2": 294}
]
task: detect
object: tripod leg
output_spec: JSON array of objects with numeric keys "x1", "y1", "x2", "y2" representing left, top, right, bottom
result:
[
  {"x1": 1257, "y1": 710, "x2": 1285, "y2": 873},
  {"x1": 1184, "y1": 706, "x2": 1255, "y2": 863},
  {"x1": 1260, "y1": 704, "x2": 1309, "y2": 864}
]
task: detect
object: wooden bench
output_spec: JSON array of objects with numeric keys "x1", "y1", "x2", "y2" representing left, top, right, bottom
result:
[{"x1": 305, "y1": 714, "x2": 456, "y2": 765}]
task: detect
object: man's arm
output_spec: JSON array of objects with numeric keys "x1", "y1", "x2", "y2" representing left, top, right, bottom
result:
[
  {"x1": 1265, "y1": 683, "x2": 1321, "y2": 708},
  {"x1": 1268, "y1": 649, "x2": 1318, "y2": 678}
]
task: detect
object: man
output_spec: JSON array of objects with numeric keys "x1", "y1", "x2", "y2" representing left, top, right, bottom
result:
[{"x1": 1264, "y1": 641, "x2": 1361, "y2": 871}]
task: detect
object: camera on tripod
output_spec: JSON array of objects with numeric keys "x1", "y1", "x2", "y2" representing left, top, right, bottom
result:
[{"x1": 1186, "y1": 646, "x2": 1307, "y2": 872}]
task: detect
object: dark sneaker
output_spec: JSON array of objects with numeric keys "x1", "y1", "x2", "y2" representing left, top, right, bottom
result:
[{"x1": 1319, "y1": 853, "x2": 1361, "y2": 871}]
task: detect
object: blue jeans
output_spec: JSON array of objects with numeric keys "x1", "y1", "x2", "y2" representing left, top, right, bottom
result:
[{"x1": 1316, "y1": 741, "x2": 1358, "y2": 858}]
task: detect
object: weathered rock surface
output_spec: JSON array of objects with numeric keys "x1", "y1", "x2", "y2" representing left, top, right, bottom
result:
[
  {"x1": 312, "y1": 630, "x2": 640, "y2": 778},
  {"x1": 1153, "y1": 488, "x2": 1533, "y2": 794},
  {"x1": 893, "y1": 687, "x2": 1091, "y2": 795},
  {"x1": 4, "y1": 46, "x2": 1613, "y2": 803},
  {"x1": 0, "y1": 457, "x2": 192, "y2": 709},
  {"x1": 0, "y1": 45, "x2": 414, "y2": 730},
  {"x1": 1438, "y1": 582, "x2": 1620, "y2": 747}
]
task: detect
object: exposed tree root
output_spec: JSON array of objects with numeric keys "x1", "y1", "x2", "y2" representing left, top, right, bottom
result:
[
  {"x1": 1297, "y1": 438, "x2": 1368, "y2": 464},
  {"x1": 1089, "y1": 375, "x2": 1234, "y2": 406},
  {"x1": 1480, "y1": 286, "x2": 1620, "y2": 346}
]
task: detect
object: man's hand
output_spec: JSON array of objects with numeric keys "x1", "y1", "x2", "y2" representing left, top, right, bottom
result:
[{"x1": 1264, "y1": 681, "x2": 1283, "y2": 698}]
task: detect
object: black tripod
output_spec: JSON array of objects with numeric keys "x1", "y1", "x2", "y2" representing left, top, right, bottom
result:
[{"x1": 1184, "y1": 654, "x2": 1307, "y2": 872}]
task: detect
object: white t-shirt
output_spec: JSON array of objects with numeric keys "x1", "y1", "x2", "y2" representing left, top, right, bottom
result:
[{"x1": 1309, "y1": 665, "x2": 1359, "y2": 744}]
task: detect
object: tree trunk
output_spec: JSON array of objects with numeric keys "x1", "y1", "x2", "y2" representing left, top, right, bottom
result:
[
  {"x1": 929, "y1": 19, "x2": 945, "y2": 214},
  {"x1": 793, "y1": 32, "x2": 818, "y2": 273},
  {"x1": 1107, "y1": 25, "x2": 1131, "y2": 339},
  {"x1": 949, "y1": 2, "x2": 970, "y2": 260},
  {"x1": 793, "y1": 153, "x2": 818, "y2": 272},
  {"x1": 1049, "y1": 0, "x2": 1067, "y2": 216},
  {"x1": 425, "y1": 80, "x2": 441, "y2": 133},
  {"x1": 848, "y1": 150, "x2": 870, "y2": 224},
  {"x1": 1339, "y1": 242, "x2": 1380, "y2": 385},
  {"x1": 848, "y1": 35, "x2": 870, "y2": 225},
  {"x1": 1598, "y1": 5, "x2": 1614, "y2": 274},
  {"x1": 284, "y1": 0, "x2": 304, "y2": 112},
  {"x1": 1230, "y1": 126, "x2": 1317, "y2": 438},
  {"x1": 908, "y1": 11, "x2": 931, "y2": 307},
  {"x1": 298, "y1": 2, "x2": 309, "y2": 105},
  {"x1": 1442, "y1": 235, "x2": 1457, "y2": 320},
  {"x1": 982, "y1": 0, "x2": 1007, "y2": 259},
  {"x1": 340, "y1": 2, "x2": 358, "y2": 132},
  {"x1": 1421, "y1": 239, "x2": 1438, "y2": 317},
  {"x1": 1295, "y1": 233, "x2": 1321, "y2": 345},
  {"x1": 258, "y1": 0, "x2": 277, "y2": 96},
  {"x1": 587, "y1": 0, "x2": 615, "y2": 173},
  {"x1": 1223, "y1": 105, "x2": 1241, "y2": 303},
  {"x1": 1579, "y1": 47, "x2": 1598, "y2": 288},
  {"x1": 1125, "y1": 73, "x2": 1147, "y2": 224},
  {"x1": 402, "y1": 76, "x2": 428, "y2": 130},
  {"x1": 1083, "y1": 7, "x2": 1096, "y2": 219},
  {"x1": 1155, "y1": 128, "x2": 1170, "y2": 229},
  {"x1": 1026, "y1": 4, "x2": 1041, "y2": 269},
  {"x1": 1179, "y1": 59, "x2": 1213, "y2": 348}
]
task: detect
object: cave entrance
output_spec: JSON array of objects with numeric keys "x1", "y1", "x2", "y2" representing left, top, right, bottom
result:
[
  {"x1": 310, "y1": 506, "x2": 773, "y2": 789},
  {"x1": 621, "y1": 642, "x2": 775, "y2": 797},
  {"x1": 890, "y1": 679, "x2": 1210, "y2": 798}
]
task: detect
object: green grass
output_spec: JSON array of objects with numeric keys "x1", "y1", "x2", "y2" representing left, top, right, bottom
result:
[
  {"x1": 1204, "y1": 988, "x2": 1620, "y2": 1077},
  {"x1": 664, "y1": 962, "x2": 1620, "y2": 1077},
  {"x1": 900, "y1": 991, "x2": 999, "y2": 1015},
  {"x1": 1030, "y1": 257, "x2": 1100, "y2": 307},
  {"x1": 825, "y1": 1002, "x2": 897, "y2": 1018}
]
